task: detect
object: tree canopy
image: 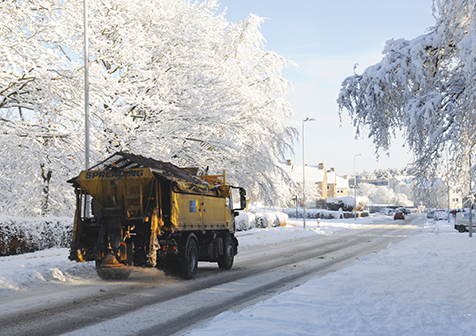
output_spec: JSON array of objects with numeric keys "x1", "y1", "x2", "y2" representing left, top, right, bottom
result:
[
  {"x1": 338, "y1": 0, "x2": 476, "y2": 187},
  {"x1": 0, "y1": 0, "x2": 296, "y2": 216}
]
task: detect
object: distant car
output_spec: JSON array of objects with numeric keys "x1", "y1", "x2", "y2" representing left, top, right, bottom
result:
[
  {"x1": 381, "y1": 208, "x2": 395, "y2": 216},
  {"x1": 399, "y1": 208, "x2": 410, "y2": 215},
  {"x1": 394, "y1": 210, "x2": 405, "y2": 220},
  {"x1": 427, "y1": 209, "x2": 447, "y2": 220}
]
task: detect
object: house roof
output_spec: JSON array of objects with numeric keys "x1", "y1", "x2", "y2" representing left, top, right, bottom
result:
[
  {"x1": 284, "y1": 164, "x2": 326, "y2": 183},
  {"x1": 327, "y1": 170, "x2": 336, "y2": 184},
  {"x1": 336, "y1": 176, "x2": 349, "y2": 189}
]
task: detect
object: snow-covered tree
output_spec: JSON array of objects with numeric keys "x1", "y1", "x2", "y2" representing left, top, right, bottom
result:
[
  {"x1": 0, "y1": 0, "x2": 85, "y2": 216},
  {"x1": 357, "y1": 182, "x2": 412, "y2": 206},
  {"x1": 337, "y1": 0, "x2": 476, "y2": 187},
  {"x1": 0, "y1": 0, "x2": 296, "y2": 216}
]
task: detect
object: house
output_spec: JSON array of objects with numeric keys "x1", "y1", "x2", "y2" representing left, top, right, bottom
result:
[
  {"x1": 450, "y1": 186, "x2": 463, "y2": 209},
  {"x1": 389, "y1": 175, "x2": 463, "y2": 209},
  {"x1": 312, "y1": 163, "x2": 327, "y2": 199},
  {"x1": 412, "y1": 176, "x2": 463, "y2": 209},
  {"x1": 352, "y1": 178, "x2": 388, "y2": 187},
  {"x1": 326, "y1": 167, "x2": 349, "y2": 198},
  {"x1": 285, "y1": 161, "x2": 349, "y2": 207}
]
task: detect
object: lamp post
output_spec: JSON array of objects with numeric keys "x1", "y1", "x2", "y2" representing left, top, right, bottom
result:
[
  {"x1": 447, "y1": 147, "x2": 450, "y2": 224},
  {"x1": 302, "y1": 117, "x2": 316, "y2": 229},
  {"x1": 84, "y1": 0, "x2": 90, "y2": 217},
  {"x1": 469, "y1": 144, "x2": 475, "y2": 238},
  {"x1": 84, "y1": 0, "x2": 89, "y2": 171},
  {"x1": 354, "y1": 154, "x2": 362, "y2": 220}
]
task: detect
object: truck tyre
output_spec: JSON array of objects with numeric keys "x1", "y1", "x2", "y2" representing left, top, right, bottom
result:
[
  {"x1": 218, "y1": 234, "x2": 235, "y2": 270},
  {"x1": 181, "y1": 234, "x2": 198, "y2": 280},
  {"x1": 157, "y1": 256, "x2": 178, "y2": 276}
]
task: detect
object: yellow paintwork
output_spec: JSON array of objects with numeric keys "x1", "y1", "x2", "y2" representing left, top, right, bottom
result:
[
  {"x1": 74, "y1": 167, "x2": 232, "y2": 233},
  {"x1": 171, "y1": 192, "x2": 232, "y2": 231},
  {"x1": 76, "y1": 168, "x2": 155, "y2": 209}
]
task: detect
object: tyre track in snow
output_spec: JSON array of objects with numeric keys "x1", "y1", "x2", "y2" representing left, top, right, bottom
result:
[{"x1": 0, "y1": 219, "x2": 421, "y2": 336}]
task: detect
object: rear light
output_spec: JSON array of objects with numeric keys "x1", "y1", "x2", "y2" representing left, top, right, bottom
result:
[{"x1": 161, "y1": 244, "x2": 178, "y2": 253}]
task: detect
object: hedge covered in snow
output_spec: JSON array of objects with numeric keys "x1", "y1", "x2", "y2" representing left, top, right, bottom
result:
[
  {"x1": 283, "y1": 208, "x2": 369, "y2": 220},
  {"x1": 236, "y1": 209, "x2": 288, "y2": 231},
  {"x1": 0, "y1": 216, "x2": 72, "y2": 256}
]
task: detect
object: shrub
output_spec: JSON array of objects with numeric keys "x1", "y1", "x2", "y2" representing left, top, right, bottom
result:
[
  {"x1": 0, "y1": 217, "x2": 72, "y2": 256},
  {"x1": 236, "y1": 212, "x2": 256, "y2": 231}
]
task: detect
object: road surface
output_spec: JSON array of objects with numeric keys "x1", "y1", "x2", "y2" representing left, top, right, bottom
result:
[{"x1": 0, "y1": 216, "x2": 422, "y2": 336}]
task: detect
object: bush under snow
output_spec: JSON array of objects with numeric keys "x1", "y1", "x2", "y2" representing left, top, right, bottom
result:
[
  {"x1": 235, "y1": 212, "x2": 256, "y2": 231},
  {"x1": 0, "y1": 216, "x2": 72, "y2": 256},
  {"x1": 236, "y1": 210, "x2": 288, "y2": 231}
]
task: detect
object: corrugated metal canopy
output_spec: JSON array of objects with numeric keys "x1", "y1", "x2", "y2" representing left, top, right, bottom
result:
[{"x1": 85, "y1": 152, "x2": 205, "y2": 185}]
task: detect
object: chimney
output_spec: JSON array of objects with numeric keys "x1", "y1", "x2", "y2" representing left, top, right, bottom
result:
[
  {"x1": 318, "y1": 163, "x2": 324, "y2": 169},
  {"x1": 331, "y1": 167, "x2": 335, "y2": 172},
  {"x1": 344, "y1": 175, "x2": 348, "y2": 179},
  {"x1": 286, "y1": 159, "x2": 292, "y2": 166}
]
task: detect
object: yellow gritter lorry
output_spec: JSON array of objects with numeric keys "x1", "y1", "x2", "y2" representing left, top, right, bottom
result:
[{"x1": 68, "y1": 152, "x2": 246, "y2": 280}]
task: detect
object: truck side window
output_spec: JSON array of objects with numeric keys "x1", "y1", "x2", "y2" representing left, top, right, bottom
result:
[{"x1": 189, "y1": 200, "x2": 197, "y2": 213}]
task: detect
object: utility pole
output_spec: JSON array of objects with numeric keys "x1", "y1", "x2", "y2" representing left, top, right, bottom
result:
[
  {"x1": 84, "y1": 0, "x2": 89, "y2": 171},
  {"x1": 354, "y1": 154, "x2": 362, "y2": 220},
  {"x1": 302, "y1": 117, "x2": 316, "y2": 229},
  {"x1": 84, "y1": 0, "x2": 90, "y2": 217}
]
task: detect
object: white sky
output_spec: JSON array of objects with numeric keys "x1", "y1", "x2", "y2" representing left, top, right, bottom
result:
[{"x1": 217, "y1": 0, "x2": 436, "y2": 176}]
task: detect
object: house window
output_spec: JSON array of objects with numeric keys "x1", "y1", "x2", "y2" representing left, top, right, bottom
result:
[{"x1": 327, "y1": 186, "x2": 330, "y2": 190}]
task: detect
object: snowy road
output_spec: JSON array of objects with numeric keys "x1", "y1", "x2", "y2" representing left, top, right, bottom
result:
[{"x1": 0, "y1": 216, "x2": 422, "y2": 336}]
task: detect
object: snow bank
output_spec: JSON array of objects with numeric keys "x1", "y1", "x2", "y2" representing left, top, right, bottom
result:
[
  {"x1": 0, "y1": 247, "x2": 96, "y2": 292},
  {"x1": 188, "y1": 219, "x2": 476, "y2": 336},
  {"x1": 236, "y1": 225, "x2": 323, "y2": 250}
]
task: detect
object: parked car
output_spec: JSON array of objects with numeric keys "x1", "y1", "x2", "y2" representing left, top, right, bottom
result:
[
  {"x1": 394, "y1": 210, "x2": 405, "y2": 220},
  {"x1": 427, "y1": 209, "x2": 447, "y2": 220},
  {"x1": 454, "y1": 211, "x2": 476, "y2": 233},
  {"x1": 381, "y1": 208, "x2": 395, "y2": 216},
  {"x1": 398, "y1": 207, "x2": 410, "y2": 215}
]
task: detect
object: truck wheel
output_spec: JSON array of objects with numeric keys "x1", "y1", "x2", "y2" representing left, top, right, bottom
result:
[
  {"x1": 181, "y1": 235, "x2": 198, "y2": 280},
  {"x1": 218, "y1": 234, "x2": 235, "y2": 270},
  {"x1": 95, "y1": 259, "x2": 131, "y2": 280},
  {"x1": 157, "y1": 256, "x2": 178, "y2": 276}
]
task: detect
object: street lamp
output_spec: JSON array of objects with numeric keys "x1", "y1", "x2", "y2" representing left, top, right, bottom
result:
[
  {"x1": 302, "y1": 117, "x2": 317, "y2": 229},
  {"x1": 468, "y1": 144, "x2": 476, "y2": 238},
  {"x1": 84, "y1": 0, "x2": 89, "y2": 171},
  {"x1": 354, "y1": 153, "x2": 363, "y2": 220},
  {"x1": 84, "y1": 0, "x2": 90, "y2": 217}
]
